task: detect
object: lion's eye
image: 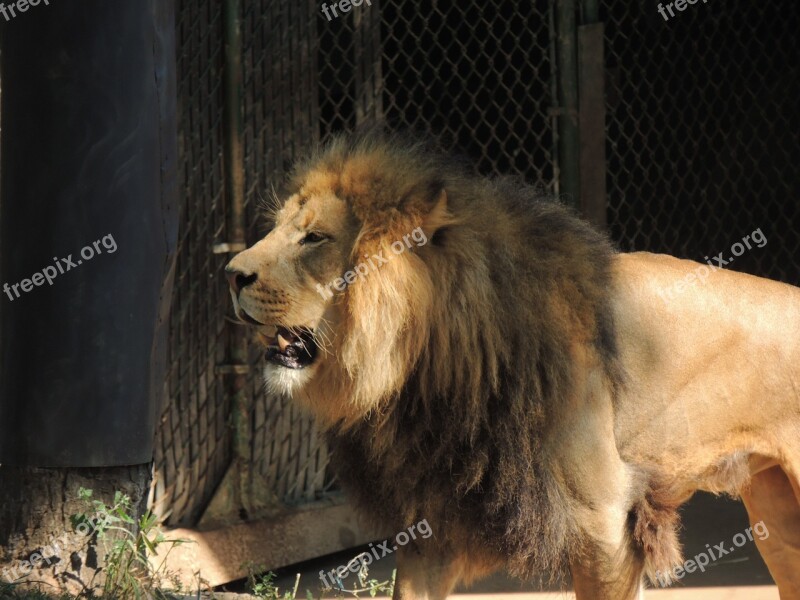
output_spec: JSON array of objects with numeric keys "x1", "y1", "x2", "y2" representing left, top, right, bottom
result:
[{"x1": 299, "y1": 231, "x2": 327, "y2": 245}]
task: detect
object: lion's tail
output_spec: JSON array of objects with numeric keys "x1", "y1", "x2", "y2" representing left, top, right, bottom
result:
[{"x1": 631, "y1": 482, "x2": 683, "y2": 587}]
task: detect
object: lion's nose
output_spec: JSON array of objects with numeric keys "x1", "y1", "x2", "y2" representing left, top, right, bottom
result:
[{"x1": 225, "y1": 266, "x2": 257, "y2": 295}]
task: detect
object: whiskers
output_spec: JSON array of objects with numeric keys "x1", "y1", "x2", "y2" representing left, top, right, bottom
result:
[
  {"x1": 311, "y1": 317, "x2": 335, "y2": 358},
  {"x1": 256, "y1": 184, "x2": 283, "y2": 229},
  {"x1": 283, "y1": 321, "x2": 335, "y2": 359}
]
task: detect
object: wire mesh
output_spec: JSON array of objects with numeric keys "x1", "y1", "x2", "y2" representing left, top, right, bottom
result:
[
  {"x1": 603, "y1": 0, "x2": 799, "y2": 284},
  {"x1": 151, "y1": 0, "x2": 231, "y2": 526},
  {"x1": 239, "y1": 0, "x2": 338, "y2": 508},
  {"x1": 155, "y1": 0, "x2": 556, "y2": 526},
  {"x1": 154, "y1": 0, "x2": 798, "y2": 528},
  {"x1": 380, "y1": 0, "x2": 556, "y2": 181}
]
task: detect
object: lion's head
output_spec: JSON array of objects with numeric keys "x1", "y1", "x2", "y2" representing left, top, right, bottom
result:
[
  {"x1": 226, "y1": 134, "x2": 455, "y2": 425},
  {"x1": 226, "y1": 186, "x2": 359, "y2": 367}
]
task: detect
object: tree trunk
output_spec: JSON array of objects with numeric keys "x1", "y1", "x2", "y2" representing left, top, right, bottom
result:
[{"x1": 0, "y1": 465, "x2": 150, "y2": 595}]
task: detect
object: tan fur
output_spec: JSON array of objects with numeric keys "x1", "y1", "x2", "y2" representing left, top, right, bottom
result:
[{"x1": 227, "y1": 132, "x2": 800, "y2": 599}]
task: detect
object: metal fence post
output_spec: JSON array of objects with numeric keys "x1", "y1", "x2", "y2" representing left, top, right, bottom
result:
[
  {"x1": 578, "y1": 0, "x2": 607, "y2": 229},
  {"x1": 555, "y1": 0, "x2": 580, "y2": 209},
  {"x1": 205, "y1": 0, "x2": 255, "y2": 526}
]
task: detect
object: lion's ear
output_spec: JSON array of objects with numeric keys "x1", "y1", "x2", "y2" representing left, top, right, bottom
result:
[{"x1": 421, "y1": 189, "x2": 453, "y2": 245}]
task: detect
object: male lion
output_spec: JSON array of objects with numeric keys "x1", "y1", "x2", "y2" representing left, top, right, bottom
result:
[{"x1": 225, "y1": 133, "x2": 800, "y2": 599}]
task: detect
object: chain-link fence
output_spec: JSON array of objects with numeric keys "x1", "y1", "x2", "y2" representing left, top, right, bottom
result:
[
  {"x1": 152, "y1": 0, "x2": 231, "y2": 526},
  {"x1": 604, "y1": 0, "x2": 799, "y2": 285},
  {"x1": 153, "y1": 0, "x2": 799, "y2": 529}
]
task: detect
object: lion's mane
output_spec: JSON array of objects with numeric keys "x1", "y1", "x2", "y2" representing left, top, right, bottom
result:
[{"x1": 288, "y1": 132, "x2": 625, "y2": 582}]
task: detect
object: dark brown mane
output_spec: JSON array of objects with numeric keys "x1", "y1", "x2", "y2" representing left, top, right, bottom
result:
[{"x1": 313, "y1": 134, "x2": 621, "y2": 582}]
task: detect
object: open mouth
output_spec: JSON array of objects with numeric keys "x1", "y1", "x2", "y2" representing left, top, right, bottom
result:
[{"x1": 264, "y1": 326, "x2": 318, "y2": 369}]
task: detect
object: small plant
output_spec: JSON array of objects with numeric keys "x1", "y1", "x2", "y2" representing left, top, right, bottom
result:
[
  {"x1": 320, "y1": 554, "x2": 395, "y2": 598},
  {"x1": 69, "y1": 487, "x2": 188, "y2": 599},
  {"x1": 244, "y1": 563, "x2": 302, "y2": 599}
]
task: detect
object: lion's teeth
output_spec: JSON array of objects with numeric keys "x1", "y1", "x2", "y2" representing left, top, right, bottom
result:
[{"x1": 277, "y1": 334, "x2": 290, "y2": 352}]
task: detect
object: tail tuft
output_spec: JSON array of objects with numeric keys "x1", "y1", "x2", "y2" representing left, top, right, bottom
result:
[{"x1": 631, "y1": 485, "x2": 683, "y2": 586}]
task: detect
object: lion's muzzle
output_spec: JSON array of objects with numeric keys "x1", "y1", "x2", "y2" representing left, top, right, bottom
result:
[
  {"x1": 225, "y1": 264, "x2": 257, "y2": 296},
  {"x1": 225, "y1": 263, "x2": 266, "y2": 325},
  {"x1": 225, "y1": 263, "x2": 319, "y2": 369}
]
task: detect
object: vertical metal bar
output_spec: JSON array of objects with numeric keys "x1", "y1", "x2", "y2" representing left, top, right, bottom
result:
[
  {"x1": 0, "y1": 64, "x2": 3, "y2": 384},
  {"x1": 353, "y1": 0, "x2": 383, "y2": 127},
  {"x1": 224, "y1": 2, "x2": 245, "y2": 246},
  {"x1": 222, "y1": 0, "x2": 252, "y2": 512},
  {"x1": 578, "y1": 23, "x2": 607, "y2": 229},
  {"x1": 548, "y1": 0, "x2": 561, "y2": 195},
  {"x1": 556, "y1": 0, "x2": 580, "y2": 208},
  {"x1": 576, "y1": 0, "x2": 606, "y2": 229},
  {"x1": 582, "y1": 0, "x2": 599, "y2": 23}
]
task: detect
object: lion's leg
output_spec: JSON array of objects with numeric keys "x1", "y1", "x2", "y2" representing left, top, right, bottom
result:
[
  {"x1": 571, "y1": 559, "x2": 644, "y2": 600},
  {"x1": 741, "y1": 464, "x2": 800, "y2": 599},
  {"x1": 392, "y1": 545, "x2": 463, "y2": 600},
  {"x1": 569, "y1": 512, "x2": 646, "y2": 600},
  {"x1": 556, "y1": 384, "x2": 650, "y2": 599}
]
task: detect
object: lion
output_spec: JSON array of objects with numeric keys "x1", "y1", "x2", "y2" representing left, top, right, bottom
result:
[{"x1": 225, "y1": 132, "x2": 800, "y2": 599}]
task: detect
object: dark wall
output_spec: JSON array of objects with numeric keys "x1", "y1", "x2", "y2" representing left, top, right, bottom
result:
[{"x1": 0, "y1": 0, "x2": 178, "y2": 466}]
